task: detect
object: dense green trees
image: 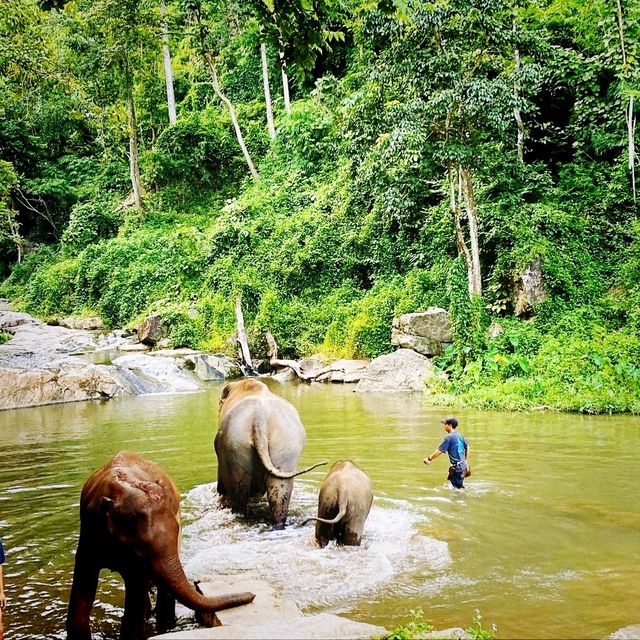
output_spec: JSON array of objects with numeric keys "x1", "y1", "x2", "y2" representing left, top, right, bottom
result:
[{"x1": 1, "y1": 0, "x2": 639, "y2": 412}]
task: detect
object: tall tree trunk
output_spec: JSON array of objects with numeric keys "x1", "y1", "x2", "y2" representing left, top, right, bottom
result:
[
  {"x1": 261, "y1": 43, "x2": 276, "y2": 139},
  {"x1": 160, "y1": 0, "x2": 177, "y2": 125},
  {"x1": 125, "y1": 62, "x2": 143, "y2": 211},
  {"x1": 460, "y1": 167, "x2": 482, "y2": 297},
  {"x1": 628, "y1": 96, "x2": 637, "y2": 201},
  {"x1": 279, "y1": 51, "x2": 291, "y2": 115},
  {"x1": 234, "y1": 295, "x2": 254, "y2": 373},
  {"x1": 204, "y1": 52, "x2": 258, "y2": 180},
  {"x1": 615, "y1": 0, "x2": 637, "y2": 201},
  {"x1": 9, "y1": 217, "x2": 23, "y2": 264},
  {"x1": 449, "y1": 165, "x2": 474, "y2": 293},
  {"x1": 513, "y1": 18, "x2": 524, "y2": 163}
]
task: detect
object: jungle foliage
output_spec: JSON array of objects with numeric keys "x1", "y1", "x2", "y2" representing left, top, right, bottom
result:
[{"x1": 1, "y1": 0, "x2": 639, "y2": 412}]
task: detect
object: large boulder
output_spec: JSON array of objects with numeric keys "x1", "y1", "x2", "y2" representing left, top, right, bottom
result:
[
  {"x1": 355, "y1": 348, "x2": 435, "y2": 393},
  {"x1": 137, "y1": 314, "x2": 168, "y2": 345},
  {"x1": 0, "y1": 310, "x2": 41, "y2": 333},
  {"x1": 112, "y1": 354, "x2": 202, "y2": 393},
  {"x1": 314, "y1": 359, "x2": 369, "y2": 383},
  {"x1": 186, "y1": 354, "x2": 242, "y2": 381},
  {"x1": 58, "y1": 316, "x2": 105, "y2": 331},
  {"x1": 0, "y1": 357, "x2": 129, "y2": 410},
  {"x1": 513, "y1": 257, "x2": 547, "y2": 316},
  {"x1": 0, "y1": 323, "x2": 98, "y2": 358},
  {"x1": 391, "y1": 308, "x2": 453, "y2": 356}
]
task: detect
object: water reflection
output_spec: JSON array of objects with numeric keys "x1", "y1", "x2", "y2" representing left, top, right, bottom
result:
[{"x1": 0, "y1": 383, "x2": 638, "y2": 639}]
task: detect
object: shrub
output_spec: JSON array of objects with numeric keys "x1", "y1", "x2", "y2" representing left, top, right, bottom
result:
[
  {"x1": 142, "y1": 110, "x2": 246, "y2": 189},
  {"x1": 23, "y1": 256, "x2": 81, "y2": 316},
  {"x1": 62, "y1": 199, "x2": 122, "y2": 252}
]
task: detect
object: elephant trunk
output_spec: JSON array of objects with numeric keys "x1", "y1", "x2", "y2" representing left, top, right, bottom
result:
[{"x1": 151, "y1": 553, "x2": 255, "y2": 613}]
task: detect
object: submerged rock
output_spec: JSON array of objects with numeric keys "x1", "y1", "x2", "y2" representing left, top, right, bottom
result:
[{"x1": 150, "y1": 574, "x2": 387, "y2": 639}]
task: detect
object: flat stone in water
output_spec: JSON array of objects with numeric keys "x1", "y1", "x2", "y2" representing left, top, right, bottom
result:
[{"x1": 150, "y1": 574, "x2": 387, "y2": 639}]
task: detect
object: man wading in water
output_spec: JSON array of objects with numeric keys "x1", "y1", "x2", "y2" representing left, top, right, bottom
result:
[
  {"x1": 0, "y1": 536, "x2": 6, "y2": 640},
  {"x1": 423, "y1": 417, "x2": 470, "y2": 489}
]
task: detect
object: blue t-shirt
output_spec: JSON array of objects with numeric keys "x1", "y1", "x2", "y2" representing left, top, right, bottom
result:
[
  {"x1": 438, "y1": 432, "x2": 469, "y2": 465},
  {"x1": 0, "y1": 538, "x2": 5, "y2": 564}
]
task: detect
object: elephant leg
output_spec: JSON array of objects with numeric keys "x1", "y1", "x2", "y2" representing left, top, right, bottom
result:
[
  {"x1": 216, "y1": 473, "x2": 226, "y2": 496},
  {"x1": 155, "y1": 586, "x2": 176, "y2": 633},
  {"x1": 66, "y1": 541, "x2": 100, "y2": 640},
  {"x1": 343, "y1": 517, "x2": 365, "y2": 546},
  {"x1": 315, "y1": 521, "x2": 333, "y2": 548},
  {"x1": 216, "y1": 455, "x2": 251, "y2": 513},
  {"x1": 266, "y1": 477, "x2": 293, "y2": 529},
  {"x1": 120, "y1": 571, "x2": 151, "y2": 640}
]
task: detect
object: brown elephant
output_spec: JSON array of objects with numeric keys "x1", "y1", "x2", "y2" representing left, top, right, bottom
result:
[
  {"x1": 215, "y1": 379, "x2": 326, "y2": 529},
  {"x1": 66, "y1": 452, "x2": 255, "y2": 640},
  {"x1": 303, "y1": 461, "x2": 373, "y2": 547}
]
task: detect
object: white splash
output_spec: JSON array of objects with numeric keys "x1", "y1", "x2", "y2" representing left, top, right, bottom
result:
[{"x1": 180, "y1": 481, "x2": 451, "y2": 610}]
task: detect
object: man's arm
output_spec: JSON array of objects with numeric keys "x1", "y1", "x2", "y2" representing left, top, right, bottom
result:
[
  {"x1": 423, "y1": 449, "x2": 443, "y2": 465},
  {"x1": 0, "y1": 563, "x2": 5, "y2": 610}
]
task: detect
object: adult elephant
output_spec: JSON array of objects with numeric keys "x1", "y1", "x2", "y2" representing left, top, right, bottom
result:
[
  {"x1": 66, "y1": 452, "x2": 255, "y2": 640},
  {"x1": 303, "y1": 461, "x2": 373, "y2": 547},
  {"x1": 215, "y1": 378, "x2": 326, "y2": 529}
]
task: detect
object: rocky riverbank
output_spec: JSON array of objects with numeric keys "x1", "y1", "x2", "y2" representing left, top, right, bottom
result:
[{"x1": 0, "y1": 300, "x2": 452, "y2": 410}]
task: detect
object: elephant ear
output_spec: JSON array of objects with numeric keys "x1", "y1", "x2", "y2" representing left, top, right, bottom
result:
[
  {"x1": 219, "y1": 384, "x2": 232, "y2": 405},
  {"x1": 100, "y1": 496, "x2": 116, "y2": 534}
]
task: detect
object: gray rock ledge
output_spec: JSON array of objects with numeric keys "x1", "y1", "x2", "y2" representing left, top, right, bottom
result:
[{"x1": 150, "y1": 574, "x2": 387, "y2": 640}]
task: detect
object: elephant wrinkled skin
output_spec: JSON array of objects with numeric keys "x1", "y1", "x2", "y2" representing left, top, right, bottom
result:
[
  {"x1": 66, "y1": 452, "x2": 255, "y2": 640},
  {"x1": 215, "y1": 379, "x2": 326, "y2": 529},
  {"x1": 304, "y1": 460, "x2": 373, "y2": 547}
]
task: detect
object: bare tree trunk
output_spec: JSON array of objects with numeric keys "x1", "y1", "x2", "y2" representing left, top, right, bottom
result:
[
  {"x1": 265, "y1": 332, "x2": 311, "y2": 379},
  {"x1": 160, "y1": 0, "x2": 177, "y2": 125},
  {"x1": 9, "y1": 217, "x2": 23, "y2": 263},
  {"x1": 615, "y1": 0, "x2": 636, "y2": 201},
  {"x1": 629, "y1": 96, "x2": 637, "y2": 201},
  {"x1": 513, "y1": 18, "x2": 524, "y2": 163},
  {"x1": 460, "y1": 167, "x2": 482, "y2": 297},
  {"x1": 204, "y1": 52, "x2": 259, "y2": 180},
  {"x1": 235, "y1": 296, "x2": 254, "y2": 373},
  {"x1": 261, "y1": 43, "x2": 276, "y2": 139},
  {"x1": 279, "y1": 51, "x2": 291, "y2": 115},
  {"x1": 125, "y1": 64, "x2": 143, "y2": 211},
  {"x1": 449, "y1": 165, "x2": 474, "y2": 293}
]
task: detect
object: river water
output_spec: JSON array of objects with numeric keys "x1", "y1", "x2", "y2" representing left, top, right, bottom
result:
[{"x1": 0, "y1": 381, "x2": 638, "y2": 639}]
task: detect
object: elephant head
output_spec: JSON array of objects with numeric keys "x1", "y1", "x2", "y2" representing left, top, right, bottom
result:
[{"x1": 66, "y1": 452, "x2": 255, "y2": 639}]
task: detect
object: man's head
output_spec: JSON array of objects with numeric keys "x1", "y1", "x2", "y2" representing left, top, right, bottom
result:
[{"x1": 441, "y1": 417, "x2": 458, "y2": 432}]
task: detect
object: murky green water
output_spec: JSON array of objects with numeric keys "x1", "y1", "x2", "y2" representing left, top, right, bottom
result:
[{"x1": 0, "y1": 381, "x2": 638, "y2": 639}]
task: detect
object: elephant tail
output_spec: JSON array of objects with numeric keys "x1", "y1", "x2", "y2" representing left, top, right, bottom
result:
[
  {"x1": 252, "y1": 415, "x2": 327, "y2": 479},
  {"x1": 300, "y1": 494, "x2": 348, "y2": 526}
]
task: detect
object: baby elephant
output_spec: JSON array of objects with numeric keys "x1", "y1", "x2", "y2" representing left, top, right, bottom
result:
[{"x1": 303, "y1": 461, "x2": 373, "y2": 547}]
